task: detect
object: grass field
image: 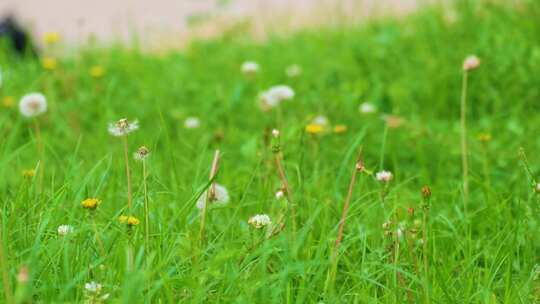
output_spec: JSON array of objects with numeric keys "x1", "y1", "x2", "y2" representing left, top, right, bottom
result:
[{"x1": 1, "y1": 1, "x2": 540, "y2": 303}]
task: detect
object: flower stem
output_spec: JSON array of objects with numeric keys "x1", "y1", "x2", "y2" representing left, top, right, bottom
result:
[
  {"x1": 327, "y1": 149, "x2": 363, "y2": 293},
  {"x1": 274, "y1": 152, "x2": 296, "y2": 237},
  {"x1": 122, "y1": 136, "x2": 133, "y2": 211},
  {"x1": 199, "y1": 150, "x2": 221, "y2": 243},
  {"x1": 460, "y1": 70, "x2": 469, "y2": 210},
  {"x1": 143, "y1": 161, "x2": 150, "y2": 250},
  {"x1": 33, "y1": 119, "x2": 44, "y2": 193},
  {"x1": 422, "y1": 207, "x2": 430, "y2": 303}
]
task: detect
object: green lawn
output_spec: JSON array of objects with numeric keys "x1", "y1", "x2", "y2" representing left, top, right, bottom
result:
[{"x1": 1, "y1": 1, "x2": 540, "y2": 302}]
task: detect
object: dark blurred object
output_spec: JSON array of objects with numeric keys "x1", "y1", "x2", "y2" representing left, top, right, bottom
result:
[{"x1": 0, "y1": 15, "x2": 37, "y2": 56}]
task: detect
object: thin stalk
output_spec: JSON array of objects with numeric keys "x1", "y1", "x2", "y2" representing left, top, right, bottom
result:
[
  {"x1": 33, "y1": 119, "x2": 44, "y2": 193},
  {"x1": 274, "y1": 152, "x2": 296, "y2": 237},
  {"x1": 327, "y1": 150, "x2": 363, "y2": 292},
  {"x1": 0, "y1": 226, "x2": 14, "y2": 304},
  {"x1": 122, "y1": 136, "x2": 133, "y2": 211},
  {"x1": 460, "y1": 71, "x2": 469, "y2": 209},
  {"x1": 143, "y1": 161, "x2": 149, "y2": 248},
  {"x1": 422, "y1": 208, "x2": 430, "y2": 303},
  {"x1": 199, "y1": 150, "x2": 221, "y2": 243}
]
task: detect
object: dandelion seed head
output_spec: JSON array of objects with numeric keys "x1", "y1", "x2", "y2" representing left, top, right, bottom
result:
[
  {"x1": 286, "y1": 64, "x2": 302, "y2": 78},
  {"x1": 108, "y1": 118, "x2": 138, "y2": 137},
  {"x1": 57, "y1": 225, "x2": 74, "y2": 236},
  {"x1": 359, "y1": 102, "x2": 376, "y2": 114},
  {"x1": 376, "y1": 170, "x2": 393, "y2": 183},
  {"x1": 134, "y1": 146, "x2": 150, "y2": 161},
  {"x1": 275, "y1": 190, "x2": 284, "y2": 200},
  {"x1": 241, "y1": 61, "x2": 259, "y2": 75},
  {"x1": 196, "y1": 183, "x2": 230, "y2": 209},
  {"x1": 258, "y1": 85, "x2": 294, "y2": 110},
  {"x1": 248, "y1": 214, "x2": 272, "y2": 229},
  {"x1": 463, "y1": 55, "x2": 481, "y2": 71},
  {"x1": 19, "y1": 93, "x2": 47, "y2": 118},
  {"x1": 184, "y1": 117, "x2": 201, "y2": 129}
]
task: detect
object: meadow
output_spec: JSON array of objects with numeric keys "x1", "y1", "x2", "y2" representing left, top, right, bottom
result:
[{"x1": 1, "y1": 1, "x2": 540, "y2": 303}]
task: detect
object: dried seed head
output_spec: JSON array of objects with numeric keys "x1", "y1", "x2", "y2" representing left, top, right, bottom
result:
[
  {"x1": 407, "y1": 207, "x2": 415, "y2": 217},
  {"x1": 134, "y1": 146, "x2": 150, "y2": 161},
  {"x1": 421, "y1": 185, "x2": 432, "y2": 199}
]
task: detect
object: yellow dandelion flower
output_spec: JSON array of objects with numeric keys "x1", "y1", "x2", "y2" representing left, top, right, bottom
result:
[
  {"x1": 2, "y1": 96, "x2": 15, "y2": 108},
  {"x1": 22, "y1": 169, "x2": 35, "y2": 178},
  {"x1": 478, "y1": 133, "x2": 492, "y2": 142},
  {"x1": 119, "y1": 215, "x2": 140, "y2": 226},
  {"x1": 81, "y1": 198, "x2": 101, "y2": 210},
  {"x1": 41, "y1": 57, "x2": 58, "y2": 71},
  {"x1": 333, "y1": 124, "x2": 347, "y2": 134},
  {"x1": 305, "y1": 124, "x2": 324, "y2": 135},
  {"x1": 43, "y1": 32, "x2": 61, "y2": 45},
  {"x1": 89, "y1": 66, "x2": 105, "y2": 78}
]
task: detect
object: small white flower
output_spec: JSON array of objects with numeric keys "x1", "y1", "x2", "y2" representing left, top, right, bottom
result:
[
  {"x1": 275, "y1": 190, "x2": 284, "y2": 200},
  {"x1": 375, "y1": 170, "x2": 393, "y2": 183},
  {"x1": 57, "y1": 225, "x2": 74, "y2": 236},
  {"x1": 84, "y1": 281, "x2": 102, "y2": 294},
  {"x1": 196, "y1": 183, "x2": 230, "y2": 209},
  {"x1": 285, "y1": 64, "x2": 302, "y2": 78},
  {"x1": 463, "y1": 55, "x2": 480, "y2": 71},
  {"x1": 359, "y1": 102, "x2": 376, "y2": 114},
  {"x1": 258, "y1": 85, "x2": 295, "y2": 110},
  {"x1": 19, "y1": 93, "x2": 47, "y2": 118},
  {"x1": 184, "y1": 117, "x2": 201, "y2": 129},
  {"x1": 312, "y1": 115, "x2": 329, "y2": 127},
  {"x1": 241, "y1": 61, "x2": 259, "y2": 75},
  {"x1": 108, "y1": 118, "x2": 139, "y2": 137},
  {"x1": 271, "y1": 129, "x2": 280, "y2": 138},
  {"x1": 248, "y1": 214, "x2": 272, "y2": 229}
]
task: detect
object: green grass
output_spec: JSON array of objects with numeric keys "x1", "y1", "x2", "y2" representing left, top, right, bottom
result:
[{"x1": 1, "y1": 0, "x2": 540, "y2": 302}]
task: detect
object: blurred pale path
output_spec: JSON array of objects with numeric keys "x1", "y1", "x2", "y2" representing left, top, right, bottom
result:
[{"x1": 0, "y1": 0, "x2": 419, "y2": 48}]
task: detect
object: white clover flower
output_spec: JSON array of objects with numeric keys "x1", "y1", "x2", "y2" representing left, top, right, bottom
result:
[
  {"x1": 271, "y1": 129, "x2": 280, "y2": 138},
  {"x1": 359, "y1": 102, "x2": 376, "y2": 114},
  {"x1": 463, "y1": 55, "x2": 480, "y2": 71},
  {"x1": 275, "y1": 190, "x2": 284, "y2": 200},
  {"x1": 285, "y1": 64, "x2": 302, "y2": 78},
  {"x1": 248, "y1": 214, "x2": 272, "y2": 229},
  {"x1": 258, "y1": 85, "x2": 295, "y2": 110},
  {"x1": 84, "y1": 281, "x2": 102, "y2": 294},
  {"x1": 57, "y1": 225, "x2": 74, "y2": 236},
  {"x1": 133, "y1": 146, "x2": 150, "y2": 161},
  {"x1": 184, "y1": 117, "x2": 201, "y2": 129},
  {"x1": 375, "y1": 170, "x2": 393, "y2": 183},
  {"x1": 19, "y1": 93, "x2": 47, "y2": 118},
  {"x1": 241, "y1": 61, "x2": 259, "y2": 75},
  {"x1": 108, "y1": 118, "x2": 139, "y2": 137},
  {"x1": 312, "y1": 115, "x2": 329, "y2": 127},
  {"x1": 196, "y1": 183, "x2": 230, "y2": 209}
]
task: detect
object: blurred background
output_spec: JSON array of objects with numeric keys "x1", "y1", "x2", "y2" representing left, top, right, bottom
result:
[{"x1": 0, "y1": 0, "x2": 420, "y2": 49}]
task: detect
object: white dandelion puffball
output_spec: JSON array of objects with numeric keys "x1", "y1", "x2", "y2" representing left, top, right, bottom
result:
[
  {"x1": 248, "y1": 214, "x2": 272, "y2": 229},
  {"x1": 463, "y1": 55, "x2": 480, "y2": 71},
  {"x1": 286, "y1": 64, "x2": 302, "y2": 78},
  {"x1": 19, "y1": 93, "x2": 47, "y2": 118},
  {"x1": 196, "y1": 183, "x2": 230, "y2": 209},
  {"x1": 108, "y1": 118, "x2": 139, "y2": 137},
  {"x1": 84, "y1": 281, "x2": 102, "y2": 294},
  {"x1": 258, "y1": 85, "x2": 295, "y2": 110},
  {"x1": 375, "y1": 170, "x2": 393, "y2": 183},
  {"x1": 57, "y1": 225, "x2": 74, "y2": 236},
  {"x1": 359, "y1": 102, "x2": 376, "y2": 114},
  {"x1": 241, "y1": 61, "x2": 259, "y2": 75},
  {"x1": 184, "y1": 117, "x2": 201, "y2": 129},
  {"x1": 275, "y1": 190, "x2": 285, "y2": 200},
  {"x1": 312, "y1": 115, "x2": 329, "y2": 127}
]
